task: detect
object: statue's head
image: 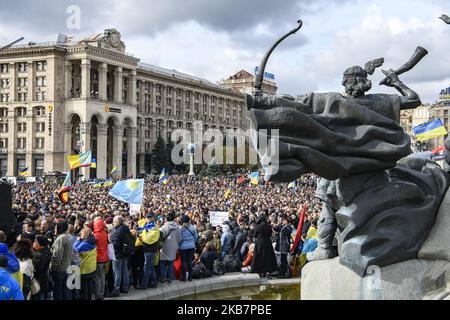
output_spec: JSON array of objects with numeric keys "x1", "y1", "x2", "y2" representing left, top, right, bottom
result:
[{"x1": 342, "y1": 66, "x2": 372, "y2": 98}]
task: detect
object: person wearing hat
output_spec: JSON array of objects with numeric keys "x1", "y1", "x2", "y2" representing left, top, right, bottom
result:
[
  {"x1": 159, "y1": 211, "x2": 181, "y2": 284},
  {"x1": 32, "y1": 235, "x2": 52, "y2": 300},
  {"x1": 178, "y1": 215, "x2": 198, "y2": 281}
]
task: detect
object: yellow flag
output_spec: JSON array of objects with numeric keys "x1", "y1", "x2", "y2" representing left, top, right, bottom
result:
[
  {"x1": 224, "y1": 189, "x2": 231, "y2": 199},
  {"x1": 67, "y1": 154, "x2": 81, "y2": 170}
]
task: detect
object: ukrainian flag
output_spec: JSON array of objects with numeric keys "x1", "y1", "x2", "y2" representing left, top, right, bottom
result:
[
  {"x1": 224, "y1": 189, "x2": 232, "y2": 199},
  {"x1": 92, "y1": 180, "x2": 103, "y2": 188},
  {"x1": 58, "y1": 171, "x2": 72, "y2": 204},
  {"x1": 111, "y1": 166, "x2": 118, "y2": 175},
  {"x1": 91, "y1": 158, "x2": 97, "y2": 169},
  {"x1": 413, "y1": 119, "x2": 448, "y2": 142},
  {"x1": 19, "y1": 167, "x2": 29, "y2": 177},
  {"x1": 248, "y1": 172, "x2": 259, "y2": 185},
  {"x1": 109, "y1": 179, "x2": 144, "y2": 205},
  {"x1": 159, "y1": 168, "x2": 168, "y2": 184},
  {"x1": 103, "y1": 178, "x2": 113, "y2": 187}
]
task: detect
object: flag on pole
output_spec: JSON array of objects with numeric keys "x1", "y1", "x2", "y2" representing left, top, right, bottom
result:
[
  {"x1": 110, "y1": 166, "x2": 118, "y2": 175},
  {"x1": 412, "y1": 119, "x2": 448, "y2": 141},
  {"x1": 224, "y1": 189, "x2": 232, "y2": 199},
  {"x1": 431, "y1": 146, "x2": 446, "y2": 160},
  {"x1": 67, "y1": 154, "x2": 81, "y2": 170},
  {"x1": 109, "y1": 179, "x2": 144, "y2": 205},
  {"x1": 91, "y1": 158, "x2": 97, "y2": 169},
  {"x1": 159, "y1": 168, "x2": 168, "y2": 184},
  {"x1": 79, "y1": 151, "x2": 92, "y2": 167},
  {"x1": 248, "y1": 172, "x2": 259, "y2": 185},
  {"x1": 19, "y1": 167, "x2": 30, "y2": 177},
  {"x1": 103, "y1": 178, "x2": 113, "y2": 188},
  {"x1": 58, "y1": 171, "x2": 72, "y2": 204},
  {"x1": 292, "y1": 204, "x2": 308, "y2": 254}
]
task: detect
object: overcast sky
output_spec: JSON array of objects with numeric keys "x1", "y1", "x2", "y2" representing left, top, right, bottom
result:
[{"x1": 1, "y1": 0, "x2": 450, "y2": 103}]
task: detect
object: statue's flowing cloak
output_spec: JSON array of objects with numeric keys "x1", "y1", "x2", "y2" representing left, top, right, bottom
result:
[{"x1": 249, "y1": 92, "x2": 450, "y2": 276}]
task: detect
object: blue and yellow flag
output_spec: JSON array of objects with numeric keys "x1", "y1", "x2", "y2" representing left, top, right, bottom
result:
[
  {"x1": 58, "y1": 171, "x2": 72, "y2": 203},
  {"x1": 19, "y1": 167, "x2": 29, "y2": 177},
  {"x1": 91, "y1": 158, "x2": 97, "y2": 169},
  {"x1": 67, "y1": 154, "x2": 81, "y2": 170},
  {"x1": 159, "y1": 168, "x2": 168, "y2": 184},
  {"x1": 92, "y1": 180, "x2": 102, "y2": 188},
  {"x1": 248, "y1": 172, "x2": 259, "y2": 185},
  {"x1": 413, "y1": 119, "x2": 448, "y2": 141},
  {"x1": 288, "y1": 181, "x2": 296, "y2": 189},
  {"x1": 111, "y1": 166, "x2": 118, "y2": 175},
  {"x1": 224, "y1": 189, "x2": 232, "y2": 199},
  {"x1": 103, "y1": 178, "x2": 113, "y2": 188},
  {"x1": 109, "y1": 179, "x2": 144, "y2": 205}
]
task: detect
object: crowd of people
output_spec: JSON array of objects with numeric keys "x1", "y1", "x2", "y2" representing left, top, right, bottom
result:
[{"x1": 0, "y1": 173, "x2": 321, "y2": 300}]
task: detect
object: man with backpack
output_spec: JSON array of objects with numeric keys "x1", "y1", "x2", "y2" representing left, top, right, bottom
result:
[
  {"x1": 137, "y1": 213, "x2": 160, "y2": 290},
  {"x1": 110, "y1": 216, "x2": 133, "y2": 297}
]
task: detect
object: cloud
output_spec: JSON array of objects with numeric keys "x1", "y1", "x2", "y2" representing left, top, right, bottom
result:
[{"x1": 1, "y1": 0, "x2": 450, "y2": 104}]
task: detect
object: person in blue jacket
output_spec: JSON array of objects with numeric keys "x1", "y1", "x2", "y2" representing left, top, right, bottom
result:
[
  {"x1": 178, "y1": 215, "x2": 198, "y2": 281},
  {"x1": 0, "y1": 255, "x2": 24, "y2": 300},
  {"x1": 0, "y1": 243, "x2": 20, "y2": 274}
]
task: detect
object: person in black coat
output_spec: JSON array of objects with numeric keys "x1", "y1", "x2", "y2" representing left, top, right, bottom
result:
[
  {"x1": 251, "y1": 214, "x2": 278, "y2": 278},
  {"x1": 274, "y1": 214, "x2": 293, "y2": 278},
  {"x1": 200, "y1": 242, "x2": 218, "y2": 273},
  {"x1": 32, "y1": 235, "x2": 52, "y2": 300}
]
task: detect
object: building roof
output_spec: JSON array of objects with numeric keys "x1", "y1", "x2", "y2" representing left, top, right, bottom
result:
[
  {"x1": 138, "y1": 62, "x2": 234, "y2": 93},
  {"x1": 227, "y1": 69, "x2": 254, "y2": 80}
]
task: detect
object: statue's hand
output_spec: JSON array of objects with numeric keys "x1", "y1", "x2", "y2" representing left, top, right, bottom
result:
[{"x1": 381, "y1": 69, "x2": 400, "y2": 87}]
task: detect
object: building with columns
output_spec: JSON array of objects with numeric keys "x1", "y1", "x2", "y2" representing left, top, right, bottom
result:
[{"x1": 0, "y1": 29, "x2": 256, "y2": 179}]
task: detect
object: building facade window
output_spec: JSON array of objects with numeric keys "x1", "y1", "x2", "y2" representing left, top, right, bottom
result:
[
  {"x1": 17, "y1": 123, "x2": 27, "y2": 132},
  {"x1": 0, "y1": 94, "x2": 9, "y2": 103},
  {"x1": 16, "y1": 107, "x2": 27, "y2": 117},
  {"x1": 35, "y1": 159, "x2": 44, "y2": 177},
  {"x1": 36, "y1": 61, "x2": 47, "y2": 72},
  {"x1": 35, "y1": 137, "x2": 45, "y2": 149},
  {"x1": 0, "y1": 138, "x2": 7, "y2": 149},
  {"x1": 35, "y1": 122, "x2": 45, "y2": 132},
  {"x1": 18, "y1": 63, "x2": 27, "y2": 73},
  {"x1": 36, "y1": 92, "x2": 46, "y2": 101},
  {"x1": 0, "y1": 159, "x2": 6, "y2": 177},
  {"x1": 17, "y1": 138, "x2": 26, "y2": 149},
  {"x1": 0, "y1": 108, "x2": 7, "y2": 118},
  {"x1": 0, "y1": 79, "x2": 10, "y2": 88},
  {"x1": 35, "y1": 107, "x2": 45, "y2": 117},
  {"x1": 0, "y1": 64, "x2": 9, "y2": 74},
  {"x1": 0, "y1": 123, "x2": 8, "y2": 133},
  {"x1": 36, "y1": 76, "x2": 47, "y2": 87},
  {"x1": 18, "y1": 78, "x2": 28, "y2": 87},
  {"x1": 18, "y1": 93, "x2": 27, "y2": 102}
]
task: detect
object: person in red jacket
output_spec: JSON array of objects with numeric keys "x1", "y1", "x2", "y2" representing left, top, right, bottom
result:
[{"x1": 93, "y1": 217, "x2": 109, "y2": 300}]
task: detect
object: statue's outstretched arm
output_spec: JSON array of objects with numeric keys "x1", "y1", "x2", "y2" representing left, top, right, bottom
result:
[{"x1": 381, "y1": 69, "x2": 421, "y2": 110}]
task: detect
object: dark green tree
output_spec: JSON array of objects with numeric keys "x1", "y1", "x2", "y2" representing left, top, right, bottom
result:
[
  {"x1": 205, "y1": 160, "x2": 221, "y2": 176},
  {"x1": 152, "y1": 135, "x2": 168, "y2": 173}
]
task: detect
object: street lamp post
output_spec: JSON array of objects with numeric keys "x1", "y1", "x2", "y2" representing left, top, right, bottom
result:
[{"x1": 187, "y1": 143, "x2": 196, "y2": 176}]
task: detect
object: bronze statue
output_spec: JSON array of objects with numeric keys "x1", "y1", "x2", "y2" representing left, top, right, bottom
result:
[{"x1": 247, "y1": 20, "x2": 450, "y2": 276}]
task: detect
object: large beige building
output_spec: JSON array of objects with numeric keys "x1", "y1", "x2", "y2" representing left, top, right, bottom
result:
[
  {"x1": 0, "y1": 29, "x2": 252, "y2": 179},
  {"x1": 219, "y1": 69, "x2": 277, "y2": 95}
]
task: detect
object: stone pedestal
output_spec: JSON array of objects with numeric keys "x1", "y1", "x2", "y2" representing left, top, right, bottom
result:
[{"x1": 301, "y1": 188, "x2": 450, "y2": 300}]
